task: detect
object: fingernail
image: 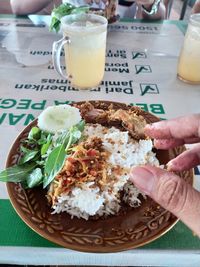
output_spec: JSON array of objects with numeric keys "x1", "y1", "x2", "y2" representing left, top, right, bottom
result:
[
  {"x1": 167, "y1": 160, "x2": 177, "y2": 171},
  {"x1": 153, "y1": 139, "x2": 159, "y2": 147},
  {"x1": 167, "y1": 161, "x2": 173, "y2": 170},
  {"x1": 145, "y1": 124, "x2": 153, "y2": 130},
  {"x1": 129, "y1": 166, "x2": 155, "y2": 194},
  {"x1": 145, "y1": 122, "x2": 159, "y2": 129},
  {"x1": 153, "y1": 139, "x2": 171, "y2": 148}
]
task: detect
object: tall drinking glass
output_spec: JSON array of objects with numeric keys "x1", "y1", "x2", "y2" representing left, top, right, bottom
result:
[
  {"x1": 177, "y1": 14, "x2": 200, "y2": 84},
  {"x1": 52, "y1": 13, "x2": 108, "y2": 89}
]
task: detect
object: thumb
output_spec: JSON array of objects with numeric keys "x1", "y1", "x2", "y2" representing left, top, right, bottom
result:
[{"x1": 130, "y1": 165, "x2": 200, "y2": 237}]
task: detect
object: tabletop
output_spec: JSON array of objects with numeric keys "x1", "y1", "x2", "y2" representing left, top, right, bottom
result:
[{"x1": 0, "y1": 14, "x2": 200, "y2": 267}]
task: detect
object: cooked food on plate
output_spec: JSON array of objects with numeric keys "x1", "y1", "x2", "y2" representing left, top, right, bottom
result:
[{"x1": 0, "y1": 101, "x2": 161, "y2": 220}]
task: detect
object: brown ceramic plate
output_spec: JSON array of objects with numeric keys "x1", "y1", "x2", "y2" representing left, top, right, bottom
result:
[{"x1": 6, "y1": 101, "x2": 193, "y2": 253}]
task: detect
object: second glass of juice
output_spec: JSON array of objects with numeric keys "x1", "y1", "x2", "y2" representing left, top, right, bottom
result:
[
  {"x1": 177, "y1": 14, "x2": 200, "y2": 84},
  {"x1": 53, "y1": 13, "x2": 108, "y2": 89}
]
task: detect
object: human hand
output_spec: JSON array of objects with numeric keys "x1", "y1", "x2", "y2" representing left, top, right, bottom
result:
[
  {"x1": 129, "y1": 114, "x2": 200, "y2": 236},
  {"x1": 192, "y1": 0, "x2": 200, "y2": 14},
  {"x1": 134, "y1": 0, "x2": 155, "y2": 9},
  {"x1": 134, "y1": 0, "x2": 154, "y2": 5}
]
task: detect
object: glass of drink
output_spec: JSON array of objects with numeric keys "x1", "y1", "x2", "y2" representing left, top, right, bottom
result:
[
  {"x1": 177, "y1": 14, "x2": 200, "y2": 84},
  {"x1": 52, "y1": 13, "x2": 108, "y2": 89}
]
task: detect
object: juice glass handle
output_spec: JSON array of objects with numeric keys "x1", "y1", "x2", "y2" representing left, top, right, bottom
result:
[{"x1": 52, "y1": 36, "x2": 70, "y2": 79}]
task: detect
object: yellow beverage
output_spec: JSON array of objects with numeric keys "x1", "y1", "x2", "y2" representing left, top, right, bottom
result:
[
  {"x1": 64, "y1": 30, "x2": 107, "y2": 89},
  {"x1": 53, "y1": 14, "x2": 108, "y2": 89},
  {"x1": 177, "y1": 14, "x2": 200, "y2": 84}
]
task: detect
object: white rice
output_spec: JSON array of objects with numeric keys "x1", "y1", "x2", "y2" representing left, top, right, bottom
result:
[{"x1": 52, "y1": 124, "x2": 160, "y2": 220}]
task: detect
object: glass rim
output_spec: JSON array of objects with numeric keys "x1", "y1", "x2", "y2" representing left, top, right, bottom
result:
[{"x1": 61, "y1": 13, "x2": 108, "y2": 29}]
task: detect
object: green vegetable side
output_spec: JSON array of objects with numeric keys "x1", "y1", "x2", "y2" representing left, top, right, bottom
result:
[{"x1": 0, "y1": 105, "x2": 85, "y2": 189}]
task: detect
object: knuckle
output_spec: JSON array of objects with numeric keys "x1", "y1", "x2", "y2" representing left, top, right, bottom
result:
[{"x1": 156, "y1": 174, "x2": 187, "y2": 213}]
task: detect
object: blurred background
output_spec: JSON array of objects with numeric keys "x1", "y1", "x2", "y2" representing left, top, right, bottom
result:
[{"x1": 0, "y1": 0, "x2": 197, "y2": 20}]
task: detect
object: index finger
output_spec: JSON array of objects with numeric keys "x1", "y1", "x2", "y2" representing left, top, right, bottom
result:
[{"x1": 145, "y1": 114, "x2": 200, "y2": 140}]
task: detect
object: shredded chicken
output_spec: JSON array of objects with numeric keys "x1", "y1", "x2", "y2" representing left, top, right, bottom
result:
[
  {"x1": 108, "y1": 109, "x2": 147, "y2": 139},
  {"x1": 74, "y1": 102, "x2": 148, "y2": 140}
]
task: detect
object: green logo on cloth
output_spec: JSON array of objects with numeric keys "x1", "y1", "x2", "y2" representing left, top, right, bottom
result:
[
  {"x1": 140, "y1": 84, "x2": 159, "y2": 96},
  {"x1": 132, "y1": 52, "x2": 147, "y2": 59},
  {"x1": 135, "y1": 65, "x2": 152, "y2": 74}
]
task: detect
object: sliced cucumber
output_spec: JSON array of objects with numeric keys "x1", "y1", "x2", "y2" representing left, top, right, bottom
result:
[{"x1": 37, "y1": 104, "x2": 81, "y2": 134}]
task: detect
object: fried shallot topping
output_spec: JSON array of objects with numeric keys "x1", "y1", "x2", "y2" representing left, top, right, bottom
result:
[{"x1": 48, "y1": 137, "x2": 109, "y2": 205}]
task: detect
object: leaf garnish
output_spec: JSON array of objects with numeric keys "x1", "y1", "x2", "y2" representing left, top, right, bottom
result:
[
  {"x1": 26, "y1": 168, "x2": 43, "y2": 188},
  {"x1": 43, "y1": 120, "x2": 85, "y2": 188},
  {"x1": 19, "y1": 146, "x2": 39, "y2": 164},
  {"x1": 50, "y1": 3, "x2": 89, "y2": 32},
  {"x1": 0, "y1": 162, "x2": 37, "y2": 183},
  {"x1": 43, "y1": 144, "x2": 66, "y2": 188},
  {"x1": 0, "y1": 118, "x2": 85, "y2": 188}
]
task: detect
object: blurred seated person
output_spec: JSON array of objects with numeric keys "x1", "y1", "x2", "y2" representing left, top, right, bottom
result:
[
  {"x1": 117, "y1": 0, "x2": 166, "y2": 20},
  {"x1": 192, "y1": 0, "x2": 200, "y2": 13},
  {"x1": 0, "y1": 0, "x2": 12, "y2": 14},
  {"x1": 10, "y1": 0, "x2": 167, "y2": 19},
  {"x1": 10, "y1": 0, "x2": 61, "y2": 15}
]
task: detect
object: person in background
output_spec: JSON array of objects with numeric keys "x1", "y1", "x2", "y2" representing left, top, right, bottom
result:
[
  {"x1": 10, "y1": 0, "x2": 167, "y2": 19},
  {"x1": 10, "y1": 0, "x2": 61, "y2": 15},
  {"x1": 192, "y1": 0, "x2": 200, "y2": 13},
  {"x1": 130, "y1": 114, "x2": 200, "y2": 237},
  {"x1": 0, "y1": 0, "x2": 12, "y2": 13},
  {"x1": 118, "y1": 0, "x2": 166, "y2": 20}
]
